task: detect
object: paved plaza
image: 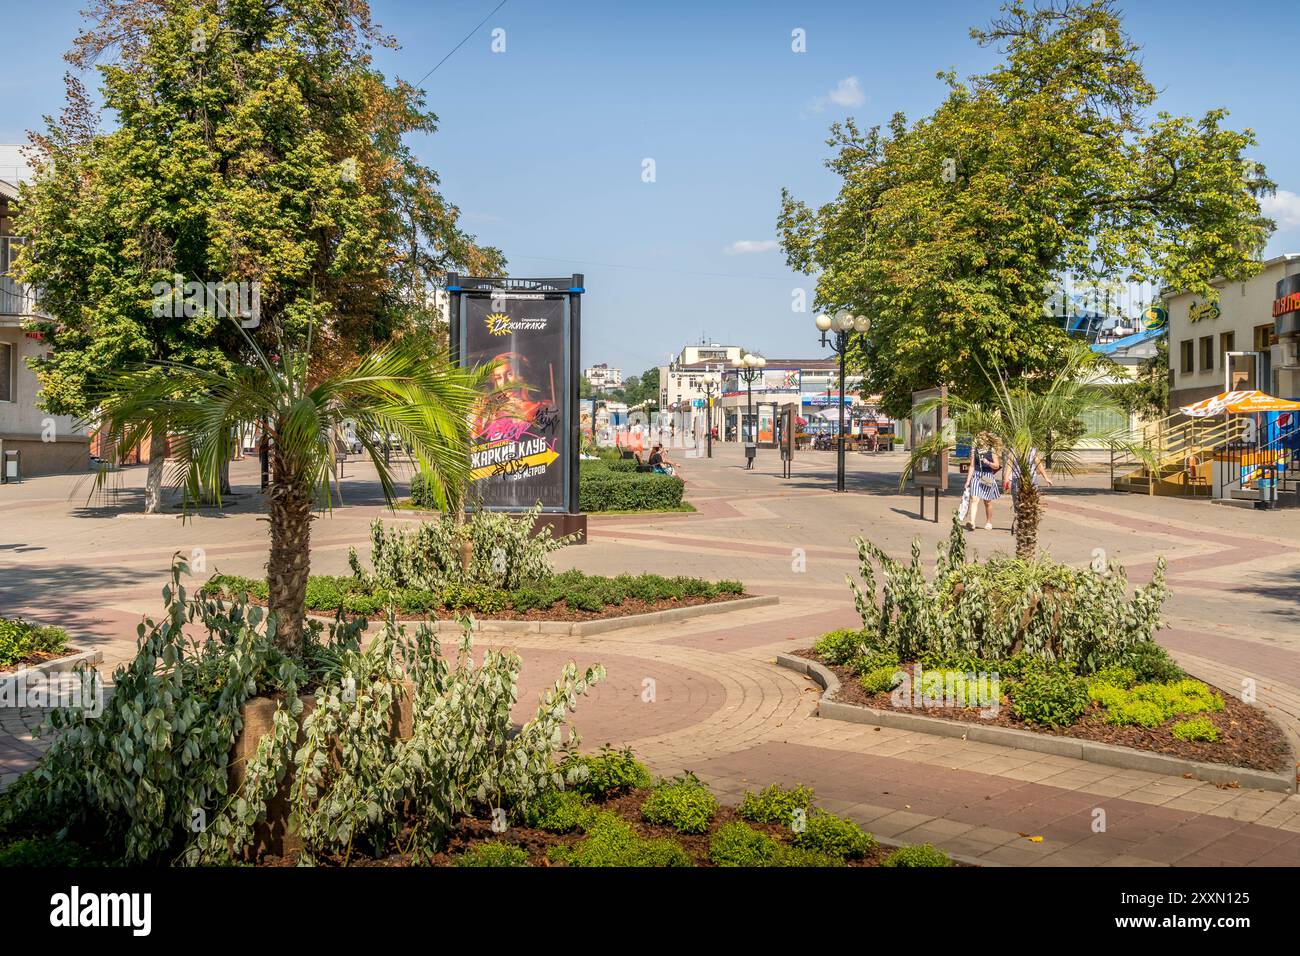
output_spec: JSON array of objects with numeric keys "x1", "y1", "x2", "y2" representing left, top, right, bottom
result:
[{"x1": 3, "y1": 444, "x2": 1300, "y2": 866}]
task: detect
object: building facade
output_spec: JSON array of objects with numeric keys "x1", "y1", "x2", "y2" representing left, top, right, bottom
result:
[
  {"x1": 1167, "y1": 254, "x2": 1300, "y2": 411},
  {"x1": 1, "y1": 149, "x2": 91, "y2": 478},
  {"x1": 583, "y1": 362, "x2": 623, "y2": 392}
]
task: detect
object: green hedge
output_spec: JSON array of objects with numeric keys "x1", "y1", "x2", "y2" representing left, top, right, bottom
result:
[
  {"x1": 580, "y1": 470, "x2": 684, "y2": 511},
  {"x1": 0, "y1": 617, "x2": 69, "y2": 669},
  {"x1": 202, "y1": 569, "x2": 746, "y2": 618}
]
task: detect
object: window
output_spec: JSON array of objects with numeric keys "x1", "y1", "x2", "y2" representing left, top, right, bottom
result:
[
  {"x1": 1180, "y1": 340, "x2": 1194, "y2": 374},
  {"x1": 1254, "y1": 324, "x2": 1276, "y2": 351},
  {"x1": 1199, "y1": 336, "x2": 1214, "y2": 372},
  {"x1": 0, "y1": 342, "x2": 12, "y2": 403},
  {"x1": 1219, "y1": 331, "x2": 1235, "y2": 366}
]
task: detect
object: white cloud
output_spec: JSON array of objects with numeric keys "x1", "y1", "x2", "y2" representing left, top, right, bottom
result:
[
  {"x1": 806, "y1": 76, "x2": 866, "y2": 115},
  {"x1": 1261, "y1": 189, "x2": 1300, "y2": 229},
  {"x1": 723, "y1": 239, "x2": 780, "y2": 255}
]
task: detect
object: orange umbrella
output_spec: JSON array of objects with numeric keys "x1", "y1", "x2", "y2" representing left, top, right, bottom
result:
[{"x1": 1179, "y1": 390, "x2": 1300, "y2": 417}]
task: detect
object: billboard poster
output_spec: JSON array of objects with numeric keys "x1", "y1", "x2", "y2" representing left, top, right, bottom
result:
[
  {"x1": 910, "y1": 386, "x2": 948, "y2": 490},
  {"x1": 462, "y1": 293, "x2": 569, "y2": 510},
  {"x1": 579, "y1": 399, "x2": 595, "y2": 441}
]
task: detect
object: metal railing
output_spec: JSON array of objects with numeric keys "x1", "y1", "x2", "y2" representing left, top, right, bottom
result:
[
  {"x1": 1111, "y1": 416, "x2": 1246, "y2": 494},
  {"x1": 0, "y1": 235, "x2": 39, "y2": 316},
  {"x1": 1215, "y1": 422, "x2": 1300, "y2": 506}
]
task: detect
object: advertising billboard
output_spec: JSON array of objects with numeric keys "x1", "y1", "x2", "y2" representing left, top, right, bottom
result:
[{"x1": 449, "y1": 275, "x2": 583, "y2": 515}]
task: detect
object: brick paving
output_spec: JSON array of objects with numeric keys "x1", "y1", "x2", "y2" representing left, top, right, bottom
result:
[{"x1": 3, "y1": 445, "x2": 1300, "y2": 864}]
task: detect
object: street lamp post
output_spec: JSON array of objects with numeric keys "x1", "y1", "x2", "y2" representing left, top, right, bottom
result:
[
  {"x1": 733, "y1": 353, "x2": 766, "y2": 470},
  {"x1": 814, "y1": 311, "x2": 871, "y2": 492},
  {"x1": 702, "y1": 368, "x2": 722, "y2": 458}
]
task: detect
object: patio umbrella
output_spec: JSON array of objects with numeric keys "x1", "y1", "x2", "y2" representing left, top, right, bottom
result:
[{"x1": 1179, "y1": 390, "x2": 1300, "y2": 417}]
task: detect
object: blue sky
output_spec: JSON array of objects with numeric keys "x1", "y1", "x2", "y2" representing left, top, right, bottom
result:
[{"x1": 3, "y1": 0, "x2": 1299, "y2": 375}]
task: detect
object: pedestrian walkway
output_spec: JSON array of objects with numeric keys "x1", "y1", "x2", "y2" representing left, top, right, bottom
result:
[{"x1": 3, "y1": 444, "x2": 1299, "y2": 864}]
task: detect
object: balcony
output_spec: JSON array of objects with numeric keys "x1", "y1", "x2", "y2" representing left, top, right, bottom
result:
[{"x1": 0, "y1": 235, "x2": 39, "y2": 317}]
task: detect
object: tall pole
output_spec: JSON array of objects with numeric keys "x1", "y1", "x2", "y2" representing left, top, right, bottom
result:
[
  {"x1": 837, "y1": 336, "x2": 847, "y2": 492},
  {"x1": 745, "y1": 377, "x2": 753, "y2": 469}
]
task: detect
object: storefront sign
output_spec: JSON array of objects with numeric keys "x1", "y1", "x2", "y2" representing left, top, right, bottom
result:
[
  {"x1": 1188, "y1": 301, "x2": 1220, "y2": 323},
  {"x1": 1274, "y1": 274, "x2": 1300, "y2": 335}
]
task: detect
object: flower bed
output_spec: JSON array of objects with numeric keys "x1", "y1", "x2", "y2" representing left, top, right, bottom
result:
[
  {"x1": 0, "y1": 617, "x2": 70, "y2": 673},
  {"x1": 1, "y1": 745, "x2": 957, "y2": 867},
  {"x1": 799, "y1": 519, "x2": 1293, "y2": 774},
  {"x1": 202, "y1": 569, "x2": 747, "y2": 621},
  {"x1": 800, "y1": 635, "x2": 1291, "y2": 774}
]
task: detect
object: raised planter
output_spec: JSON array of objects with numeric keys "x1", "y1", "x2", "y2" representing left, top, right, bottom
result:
[
  {"x1": 229, "y1": 685, "x2": 416, "y2": 857},
  {"x1": 776, "y1": 653, "x2": 1296, "y2": 795}
]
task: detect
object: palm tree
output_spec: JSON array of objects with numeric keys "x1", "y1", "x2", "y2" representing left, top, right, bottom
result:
[
  {"x1": 90, "y1": 326, "x2": 490, "y2": 654},
  {"x1": 904, "y1": 347, "x2": 1152, "y2": 560}
]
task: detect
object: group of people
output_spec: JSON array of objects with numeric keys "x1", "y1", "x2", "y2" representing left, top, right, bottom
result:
[{"x1": 963, "y1": 430, "x2": 1052, "y2": 531}]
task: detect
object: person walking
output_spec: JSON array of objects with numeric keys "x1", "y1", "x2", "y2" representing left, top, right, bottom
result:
[{"x1": 965, "y1": 431, "x2": 1002, "y2": 531}]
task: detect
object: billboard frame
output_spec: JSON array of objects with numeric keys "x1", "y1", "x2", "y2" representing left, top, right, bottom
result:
[{"x1": 447, "y1": 273, "x2": 585, "y2": 523}]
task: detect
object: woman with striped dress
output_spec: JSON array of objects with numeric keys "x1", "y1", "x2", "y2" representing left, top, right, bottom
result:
[{"x1": 964, "y1": 431, "x2": 1002, "y2": 531}]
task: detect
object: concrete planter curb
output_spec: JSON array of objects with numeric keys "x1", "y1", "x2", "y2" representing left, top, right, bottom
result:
[
  {"x1": 307, "y1": 595, "x2": 780, "y2": 638},
  {"x1": 776, "y1": 653, "x2": 1296, "y2": 795},
  {"x1": 1, "y1": 648, "x2": 104, "y2": 697}
]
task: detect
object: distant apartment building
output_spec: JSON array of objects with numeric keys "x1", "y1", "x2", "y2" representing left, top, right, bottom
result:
[
  {"x1": 1, "y1": 146, "x2": 90, "y2": 478},
  {"x1": 583, "y1": 362, "x2": 623, "y2": 391}
]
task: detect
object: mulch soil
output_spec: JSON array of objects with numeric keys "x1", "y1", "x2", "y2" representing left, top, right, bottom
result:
[
  {"x1": 795, "y1": 649, "x2": 1294, "y2": 775},
  {"x1": 257, "y1": 788, "x2": 904, "y2": 867}
]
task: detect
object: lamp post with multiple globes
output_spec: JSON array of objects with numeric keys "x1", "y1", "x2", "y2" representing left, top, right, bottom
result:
[
  {"x1": 732, "y1": 352, "x2": 766, "y2": 470},
  {"x1": 814, "y1": 311, "x2": 871, "y2": 492}
]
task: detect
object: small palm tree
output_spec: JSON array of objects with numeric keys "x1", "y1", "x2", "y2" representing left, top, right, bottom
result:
[
  {"x1": 90, "y1": 326, "x2": 490, "y2": 654},
  {"x1": 904, "y1": 347, "x2": 1152, "y2": 560}
]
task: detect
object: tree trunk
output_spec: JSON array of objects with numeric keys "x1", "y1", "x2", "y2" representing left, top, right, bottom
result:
[
  {"x1": 1013, "y1": 481, "x2": 1042, "y2": 560},
  {"x1": 266, "y1": 448, "x2": 313, "y2": 655},
  {"x1": 144, "y1": 433, "x2": 166, "y2": 514}
]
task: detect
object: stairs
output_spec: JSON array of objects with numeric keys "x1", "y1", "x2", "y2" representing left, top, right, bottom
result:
[{"x1": 1111, "y1": 414, "x2": 1244, "y2": 498}]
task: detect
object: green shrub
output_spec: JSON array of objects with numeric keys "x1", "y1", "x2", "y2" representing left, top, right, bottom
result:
[
  {"x1": 737, "y1": 784, "x2": 815, "y2": 825},
  {"x1": 1171, "y1": 716, "x2": 1220, "y2": 742},
  {"x1": 709, "y1": 822, "x2": 782, "y2": 866},
  {"x1": 523, "y1": 789, "x2": 594, "y2": 833},
  {"x1": 342, "y1": 591, "x2": 386, "y2": 616},
  {"x1": 716, "y1": 580, "x2": 745, "y2": 595},
  {"x1": 1105, "y1": 697, "x2": 1166, "y2": 727},
  {"x1": 860, "y1": 665, "x2": 904, "y2": 694},
  {"x1": 848, "y1": 517, "x2": 1168, "y2": 673},
  {"x1": 455, "y1": 841, "x2": 530, "y2": 867},
  {"x1": 0, "y1": 837, "x2": 96, "y2": 867},
  {"x1": 814, "y1": 628, "x2": 870, "y2": 665},
  {"x1": 565, "y1": 746, "x2": 652, "y2": 800},
  {"x1": 708, "y1": 822, "x2": 842, "y2": 867},
  {"x1": 1101, "y1": 679, "x2": 1224, "y2": 727},
  {"x1": 1123, "y1": 641, "x2": 1185, "y2": 684},
  {"x1": 882, "y1": 843, "x2": 953, "y2": 868},
  {"x1": 201, "y1": 574, "x2": 268, "y2": 602},
  {"x1": 580, "y1": 471, "x2": 685, "y2": 512},
  {"x1": 639, "y1": 775, "x2": 718, "y2": 834},
  {"x1": 303, "y1": 576, "x2": 352, "y2": 611},
  {"x1": 791, "y1": 811, "x2": 875, "y2": 860},
  {"x1": 550, "y1": 812, "x2": 693, "y2": 867},
  {"x1": 0, "y1": 618, "x2": 69, "y2": 669},
  {"x1": 1090, "y1": 664, "x2": 1137, "y2": 689},
  {"x1": 1010, "y1": 669, "x2": 1090, "y2": 727}
]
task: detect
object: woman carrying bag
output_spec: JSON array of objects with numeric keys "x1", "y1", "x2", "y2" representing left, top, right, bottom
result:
[{"x1": 964, "y1": 431, "x2": 1002, "y2": 531}]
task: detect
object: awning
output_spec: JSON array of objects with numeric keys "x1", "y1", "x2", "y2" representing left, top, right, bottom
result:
[{"x1": 1179, "y1": 390, "x2": 1300, "y2": 417}]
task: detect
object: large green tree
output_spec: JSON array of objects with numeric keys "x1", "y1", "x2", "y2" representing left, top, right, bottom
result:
[
  {"x1": 14, "y1": 0, "x2": 500, "y2": 508},
  {"x1": 779, "y1": 0, "x2": 1274, "y2": 419}
]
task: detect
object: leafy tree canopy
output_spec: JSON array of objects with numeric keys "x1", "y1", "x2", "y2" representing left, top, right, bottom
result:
[
  {"x1": 14, "y1": 0, "x2": 502, "y2": 418},
  {"x1": 779, "y1": 0, "x2": 1274, "y2": 419}
]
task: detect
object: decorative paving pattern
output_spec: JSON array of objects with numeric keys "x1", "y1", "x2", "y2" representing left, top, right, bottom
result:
[{"x1": 4, "y1": 447, "x2": 1300, "y2": 865}]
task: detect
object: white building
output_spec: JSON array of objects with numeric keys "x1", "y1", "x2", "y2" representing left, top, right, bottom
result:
[
  {"x1": 1, "y1": 146, "x2": 90, "y2": 478},
  {"x1": 1166, "y1": 254, "x2": 1300, "y2": 410},
  {"x1": 583, "y1": 362, "x2": 623, "y2": 392}
]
